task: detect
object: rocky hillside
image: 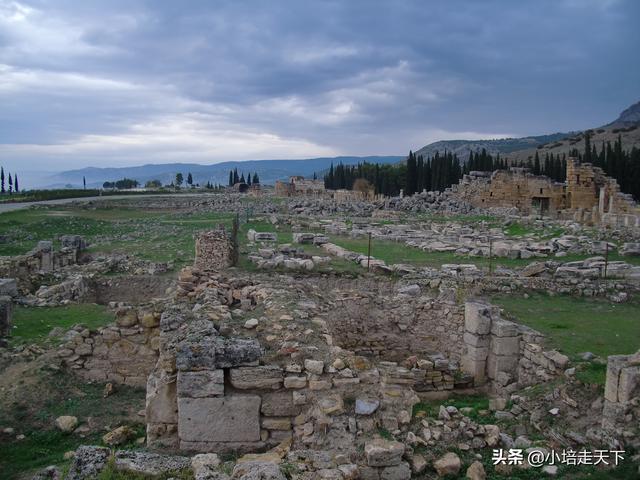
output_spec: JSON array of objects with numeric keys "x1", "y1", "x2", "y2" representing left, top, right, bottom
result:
[{"x1": 413, "y1": 100, "x2": 640, "y2": 162}]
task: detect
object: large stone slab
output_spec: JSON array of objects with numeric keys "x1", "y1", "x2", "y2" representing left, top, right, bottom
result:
[
  {"x1": 464, "y1": 302, "x2": 493, "y2": 335},
  {"x1": 178, "y1": 396, "x2": 261, "y2": 443},
  {"x1": 261, "y1": 391, "x2": 300, "y2": 417}
]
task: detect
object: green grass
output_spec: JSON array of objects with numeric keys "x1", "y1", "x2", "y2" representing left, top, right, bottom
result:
[
  {"x1": 0, "y1": 369, "x2": 145, "y2": 479},
  {"x1": 10, "y1": 304, "x2": 114, "y2": 345},
  {"x1": 492, "y1": 293, "x2": 640, "y2": 359}
]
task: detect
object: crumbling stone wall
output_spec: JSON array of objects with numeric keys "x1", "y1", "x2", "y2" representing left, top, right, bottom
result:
[
  {"x1": 602, "y1": 351, "x2": 640, "y2": 444},
  {"x1": 57, "y1": 303, "x2": 163, "y2": 387},
  {"x1": 328, "y1": 289, "x2": 465, "y2": 362},
  {"x1": 461, "y1": 301, "x2": 569, "y2": 392},
  {"x1": 452, "y1": 160, "x2": 640, "y2": 227},
  {"x1": 0, "y1": 241, "x2": 80, "y2": 285},
  {"x1": 194, "y1": 229, "x2": 233, "y2": 271}
]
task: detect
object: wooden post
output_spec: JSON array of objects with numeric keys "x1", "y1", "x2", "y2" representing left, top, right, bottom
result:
[{"x1": 367, "y1": 232, "x2": 372, "y2": 271}]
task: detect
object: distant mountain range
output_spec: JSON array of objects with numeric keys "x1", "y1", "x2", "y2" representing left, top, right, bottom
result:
[
  {"x1": 44, "y1": 156, "x2": 403, "y2": 189},
  {"x1": 413, "y1": 100, "x2": 640, "y2": 163},
  {"x1": 33, "y1": 100, "x2": 640, "y2": 189}
]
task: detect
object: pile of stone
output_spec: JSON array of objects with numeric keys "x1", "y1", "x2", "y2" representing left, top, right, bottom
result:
[
  {"x1": 31, "y1": 274, "x2": 91, "y2": 306},
  {"x1": 247, "y1": 244, "x2": 331, "y2": 271},
  {"x1": 195, "y1": 229, "x2": 233, "y2": 271},
  {"x1": 555, "y1": 256, "x2": 640, "y2": 280}
]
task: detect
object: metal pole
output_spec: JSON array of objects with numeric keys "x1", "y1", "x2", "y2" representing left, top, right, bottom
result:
[
  {"x1": 489, "y1": 237, "x2": 493, "y2": 275},
  {"x1": 367, "y1": 232, "x2": 372, "y2": 271}
]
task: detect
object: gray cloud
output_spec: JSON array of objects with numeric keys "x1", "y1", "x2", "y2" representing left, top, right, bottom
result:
[{"x1": 0, "y1": 0, "x2": 638, "y2": 183}]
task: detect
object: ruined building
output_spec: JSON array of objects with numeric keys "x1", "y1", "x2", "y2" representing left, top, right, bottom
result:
[
  {"x1": 274, "y1": 176, "x2": 326, "y2": 197},
  {"x1": 453, "y1": 158, "x2": 640, "y2": 227}
]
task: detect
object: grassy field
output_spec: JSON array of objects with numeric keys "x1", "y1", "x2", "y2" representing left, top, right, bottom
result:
[
  {"x1": 0, "y1": 367, "x2": 145, "y2": 479},
  {"x1": 492, "y1": 293, "x2": 640, "y2": 359},
  {"x1": 10, "y1": 304, "x2": 114, "y2": 345}
]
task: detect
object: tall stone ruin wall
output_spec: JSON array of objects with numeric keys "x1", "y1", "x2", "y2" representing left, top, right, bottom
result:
[{"x1": 453, "y1": 161, "x2": 640, "y2": 227}]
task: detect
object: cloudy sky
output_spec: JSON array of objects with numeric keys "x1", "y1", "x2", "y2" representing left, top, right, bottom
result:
[{"x1": 0, "y1": 0, "x2": 639, "y2": 181}]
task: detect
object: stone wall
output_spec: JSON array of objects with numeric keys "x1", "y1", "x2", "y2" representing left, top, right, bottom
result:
[
  {"x1": 0, "y1": 241, "x2": 80, "y2": 288},
  {"x1": 194, "y1": 229, "x2": 233, "y2": 271},
  {"x1": 452, "y1": 160, "x2": 640, "y2": 227},
  {"x1": 57, "y1": 303, "x2": 163, "y2": 387},
  {"x1": 328, "y1": 289, "x2": 465, "y2": 362}
]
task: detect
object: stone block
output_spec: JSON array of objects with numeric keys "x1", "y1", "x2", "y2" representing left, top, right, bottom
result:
[
  {"x1": 261, "y1": 417, "x2": 292, "y2": 430},
  {"x1": 261, "y1": 391, "x2": 300, "y2": 417},
  {"x1": 490, "y1": 319, "x2": 519, "y2": 338},
  {"x1": 604, "y1": 355, "x2": 629, "y2": 402},
  {"x1": 229, "y1": 366, "x2": 283, "y2": 390},
  {"x1": 463, "y1": 332, "x2": 490, "y2": 348},
  {"x1": 486, "y1": 354, "x2": 518, "y2": 379},
  {"x1": 380, "y1": 462, "x2": 411, "y2": 480},
  {"x1": 465, "y1": 302, "x2": 493, "y2": 335},
  {"x1": 617, "y1": 365, "x2": 640, "y2": 403},
  {"x1": 177, "y1": 395, "x2": 261, "y2": 443},
  {"x1": 284, "y1": 376, "x2": 307, "y2": 389},
  {"x1": 365, "y1": 438, "x2": 404, "y2": 467},
  {"x1": 176, "y1": 336, "x2": 262, "y2": 371},
  {"x1": 177, "y1": 370, "x2": 224, "y2": 398},
  {"x1": 0, "y1": 279, "x2": 18, "y2": 297},
  {"x1": 490, "y1": 336, "x2": 520, "y2": 357},
  {"x1": 146, "y1": 372, "x2": 178, "y2": 424}
]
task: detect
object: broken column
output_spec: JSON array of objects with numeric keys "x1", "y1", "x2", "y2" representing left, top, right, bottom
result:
[
  {"x1": 461, "y1": 301, "x2": 493, "y2": 385},
  {"x1": 602, "y1": 351, "x2": 640, "y2": 434}
]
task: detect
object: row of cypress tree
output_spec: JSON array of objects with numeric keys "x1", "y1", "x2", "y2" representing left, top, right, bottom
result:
[{"x1": 0, "y1": 167, "x2": 19, "y2": 194}]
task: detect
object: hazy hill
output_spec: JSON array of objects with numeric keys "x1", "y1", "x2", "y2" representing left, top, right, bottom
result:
[{"x1": 45, "y1": 156, "x2": 403, "y2": 189}]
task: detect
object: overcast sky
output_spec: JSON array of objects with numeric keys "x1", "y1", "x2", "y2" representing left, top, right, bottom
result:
[{"x1": 1, "y1": 0, "x2": 639, "y2": 179}]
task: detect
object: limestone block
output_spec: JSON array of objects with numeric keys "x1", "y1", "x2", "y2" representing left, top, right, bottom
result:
[
  {"x1": 177, "y1": 395, "x2": 261, "y2": 443},
  {"x1": 229, "y1": 366, "x2": 283, "y2": 390},
  {"x1": 464, "y1": 302, "x2": 492, "y2": 335},
  {"x1": 490, "y1": 319, "x2": 519, "y2": 338},
  {"x1": 261, "y1": 391, "x2": 300, "y2": 417},
  {"x1": 490, "y1": 336, "x2": 520, "y2": 357},
  {"x1": 380, "y1": 462, "x2": 411, "y2": 480},
  {"x1": 261, "y1": 417, "x2": 292, "y2": 430},
  {"x1": 177, "y1": 370, "x2": 224, "y2": 398},
  {"x1": 304, "y1": 359, "x2": 324, "y2": 374},
  {"x1": 486, "y1": 354, "x2": 518, "y2": 379},
  {"x1": 365, "y1": 438, "x2": 404, "y2": 467},
  {"x1": 463, "y1": 332, "x2": 490, "y2": 348},
  {"x1": 284, "y1": 376, "x2": 307, "y2": 389},
  {"x1": 617, "y1": 365, "x2": 640, "y2": 403},
  {"x1": 146, "y1": 372, "x2": 178, "y2": 424}
]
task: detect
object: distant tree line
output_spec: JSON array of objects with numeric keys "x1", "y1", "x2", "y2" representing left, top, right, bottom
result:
[
  {"x1": 103, "y1": 178, "x2": 139, "y2": 189},
  {"x1": 324, "y1": 151, "x2": 464, "y2": 197},
  {"x1": 0, "y1": 167, "x2": 19, "y2": 194},
  {"x1": 227, "y1": 169, "x2": 260, "y2": 186}
]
